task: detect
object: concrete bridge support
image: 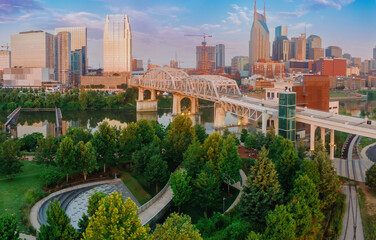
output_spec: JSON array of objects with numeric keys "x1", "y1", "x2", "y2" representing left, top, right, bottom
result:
[
  {"x1": 262, "y1": 112, "x2": 270, "y2": 134},
  {"x1": 214, "y1": 103, "x2": 226, "y2": 129},
  {"x1": 310, "y1": 124, "x2": 317, "y2": 152},
  {"x1": 273, "y1": 118, "x2": 279, "y2": 135},
  {"x1": 330, "y1": 129, "x2": 335, "y2": 160},
  {"x1": 238, "y1": 117, "x2": 249, "y2": 128},
  {"x1": 137, "y1": 88, "x2": 158, "y2": 112},
  {"x1": 172, "y1": 94, "x2": 199, "y2": 116},
  {"x1": 321, "y1": 127, "x2": 326, "y2": 149}
]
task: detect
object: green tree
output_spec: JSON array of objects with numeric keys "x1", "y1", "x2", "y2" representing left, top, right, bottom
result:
[
  {"x1": 297, "y1": 139, "x2": 307, "y2": 160},
  {"x1": 150, "y1": 120, "x2": 166, "y2": 140},
  {"x1": 83, "y1": 192, "x2": 151, "y2": 240},
  {"x1": 220, "y1": 135, "x2": 241, "y2": 193},
  {"x1": 35, "y1": 135, "x2": 57, "y2": 167},
  {"x1": 366, "y1": 163, "x2": 376, "y2": 190},
  {"x1": 194, "y1": 170, "x2": 221, "y2": 212},
  {"x1": 239, "y1": 147, "x2": 283, "y2": 229},
  {"x1": 92, "y1": 121, "x2": 117, "y2": 172},
  {"x1": 274, "y1": 138, "x2": 301, "y2": 194},
  {"x1": 240, "y1": 128, "x2": 248, "y2": 143},
  {"x1": 136, "y1": 119, "x2": 155, "y2": 146},
  {"x1": 37, "y1": 200, "x2": 78, "y2": 240},
  {"x1": 119, "y1": 122, "x2": 142, "y2": 161},
  {"x1": 0, "y1": 138, "x2": 24, "y2": 180},
  {"x1": 169, "y1": 169, "x2": 193, "y2": 212},
  {"x1": 194, "y1": 124, "x2": 208, "y2": 144},
  {"x1": 144, "y1": 154, "x2": 169, "y2": 192},
  {"x1": 0, "y1": 215, "x2": 19, "y2": 240},
  {"x1": 244, "y1": 133, "x2": 257, "y2": 150},
  {"x1": 313, "y1": 150, "x2": 341, "y2": 210},
  {"x1": 87, "y1": 190, "x2": 107, "y2": 217},
  {"x1": 263, "y1": 205, "x2": 296, "y2": 240},
  {"x1": 65, "y1": 127, "x2": 93, "y2": 145},
  {"x1": 76, "y1": 141, "x2": 97, "y2": 181},
  {"x1": 167, "y1": 115, "x2": 195, "y2": 163},
  {"x1": 153, "y1": 213, "x2": 202, "y2": 240},
  {"x1": 183, "y1": 138, "x2": 204, "y2": 177},
  {"x1": 79, "y1": 87, "x2": 88, "y2": 110},
  {"x1": 78, "y1": 214, "x2": 89, "y2": 237},
  {"x1": 56, "y1": 137, "x2": 76, "y2": 183},
  {"x1": 202, "y1": 133, "x2": 223, "y2": 178},
  {"x1": 20, "y1": 132, "x2": 43, "y2": 152},
  {"x1": 133, "y1": 136, "x2": 161, "y2": 174}
]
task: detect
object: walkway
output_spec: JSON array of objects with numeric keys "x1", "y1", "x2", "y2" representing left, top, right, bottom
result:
[
  {"x1": 225, "y1": 170, "x2": 247, "y2": 213},
  {"x1": 138, "y1": 185, "x2": 173, "y2": 225},
  {"x1": 20, "y1": 233, "x2": 36, "y2": 240},
  {"x1": 333, "y1": 136, "x2": 372, "y2": 182},
  {"x1": 339, "y1": 183, "x2": 364, "y2": 240}
]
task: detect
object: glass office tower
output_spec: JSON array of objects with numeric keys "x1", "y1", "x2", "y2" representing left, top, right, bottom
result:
[{"x1": 278, "y1": 92, "x2": 296, "y2": 145}]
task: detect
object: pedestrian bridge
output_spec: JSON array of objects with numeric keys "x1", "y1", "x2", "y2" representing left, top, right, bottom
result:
[{"x1": 130, "y1": 67, "x2": 376, "y2": 158}]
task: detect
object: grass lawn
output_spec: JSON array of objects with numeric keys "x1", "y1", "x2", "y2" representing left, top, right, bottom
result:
[
  {"x1": 330, "y1": 91, "x2": 346, "y2": 97},
  {"x1": 359, "y1": 137, "x2": 376, "y2": 151},
  {"x1": 0, "y1": 161, "x2": 43, "y2": 234},
  {"x1": 122, "y1": 172, "x2": 152, "y2": 205},
  {"x1": 358, "y1": 183, "x2": 376, "y2": 240},
  {"x1": 178, "y1": 186, "x2": 240, "y2": 224}
]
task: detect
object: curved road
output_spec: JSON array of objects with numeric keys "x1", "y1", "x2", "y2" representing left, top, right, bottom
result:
[{"x1": 339, "y1": 135, "x2": 364, "y2": 240}]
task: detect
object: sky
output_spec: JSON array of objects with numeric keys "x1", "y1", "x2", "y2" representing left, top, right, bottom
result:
[{"x1": 0, "y1": 0, "x2": 375, "y2": 69}]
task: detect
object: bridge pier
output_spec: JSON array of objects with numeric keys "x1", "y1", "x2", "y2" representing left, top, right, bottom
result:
[
  {"x1": 172, "y1": 94, "x2": 181, "y2": 115},
  {"x1": 321, "y1": 127, "x2": 326, "y2": 149},
  {"x1": 214, "y1": 103, "x2": 226, "y2": 129},
  {"x1": 262, "y1": 112, "x2": 270, "y2": 134},
  {"x1": 273, "y1": 118, "x2": 279, "y2": 135},
  {"x1": 330, "y1": 129, "x2": 335, "y2": 160},
  {"x1": 137, "y1": 88, "x2": 158, "y2": 112},
  {"x1": 238, "y1": 117, "x2": 249, "y2": 128},
  {"x1": 310, "y1": 124, "x2": 317, "y2": 152}
]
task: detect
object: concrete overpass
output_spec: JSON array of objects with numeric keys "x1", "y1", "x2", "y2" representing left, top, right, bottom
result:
[{"x1": 130, "y1": 67, "x2": 376, "y2": 159}]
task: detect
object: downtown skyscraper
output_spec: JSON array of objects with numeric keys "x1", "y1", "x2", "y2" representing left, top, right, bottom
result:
[
  {"x1": 103, "y1": 14, "x2": 132, "y2": 74},
  {"x1": 54, "y1": 32, "x2": 71, "y2": 86},
  {"x1": 215, "y1": 44, "x2": 225, "y2": 70},
  {"x1": 249, "y1": 0, "x2": 270, "y2": 64},
  {"x1": 55, "y1": 27, "x2": 87, "y2": 75}
]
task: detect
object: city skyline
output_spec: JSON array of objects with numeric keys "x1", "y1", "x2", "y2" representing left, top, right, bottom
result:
[{"x1": 0, "y1": 0, "x2": 375, "y2": 68}]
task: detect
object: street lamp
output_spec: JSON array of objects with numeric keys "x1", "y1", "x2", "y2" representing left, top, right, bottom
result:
[{"x1": 223, "y1": 196, "x2": 226, "y2": 213}]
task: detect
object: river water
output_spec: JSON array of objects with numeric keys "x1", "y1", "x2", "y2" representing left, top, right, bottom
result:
[{"x1": 4, "y1": 98, "x2": 376, "y2": 139}]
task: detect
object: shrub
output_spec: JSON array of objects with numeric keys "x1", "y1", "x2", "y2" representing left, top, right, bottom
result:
[
  {"x1": 366, "y1": 164, "x2": 376, "y2": 190},
  {"x1": 40, "y1": 167, "x2": 65, "y2": 187}
]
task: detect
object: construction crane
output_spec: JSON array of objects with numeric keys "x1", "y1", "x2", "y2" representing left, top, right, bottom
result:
[
  {"x1": 184, "y1": 33, "x2": 213, "y2": 73},
  {"x1": 1, "y1": 43, "x2": 10, "y2": 51}
]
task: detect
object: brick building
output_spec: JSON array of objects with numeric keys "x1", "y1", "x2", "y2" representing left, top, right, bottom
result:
[
  {"x1": 293, "y1": 75, "x2": 330, "y2": 111},
  {"x1": 313, "y1": 58, "x2": 346, "y2": 76},
  {"x1": 251, "y1": 61, "x2": 285, "y2": 78}
]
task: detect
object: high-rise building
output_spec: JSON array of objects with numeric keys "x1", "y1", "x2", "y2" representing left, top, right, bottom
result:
[
  {"x1": 272, "y1": 37, "x2": 289, "y2": 61},
  {"x1": 103, "y1": 14, "x2": 132, "y2": 74},
  {"x1": 308, "y1": 48, "x2": 324, "y2": 61},
  {"x1": 71, "y1": 49, "x2": 82, "y2": 87},
  {"x1": 249, "y1": 0, "x2": 270, "y2": 63},
  {"x1": 231, "y1": 56, "x2": 249, "y2": 74},
  {"x1": 215, "y1": 44, "x2": 225, "y2": 70},
  {"x1": 11, "y1": 30, "x2": 54, "y2": 69},
  {"x1": 196, "y1": 44, "x2": 215, "y2": 73},
  {"x1": 373, "y1": 46, "x2": 376, "y2": 60},
  {"x1": 306, "y1": 35, "x2": 323, "y2": 60},
  {"x1": 0, "y1": 50, "x2": 10, "y2": 70},
  {"x1": 55, "y1": 27, "x2": 87, "y2": 75},
  {"x1": 275, "y1": 26, "x2": 288, "y2": 39},
  {"x1": 291, "y1": 34, "x2": 306, "y2": 60},
  {"x1": 54, "y1": 32, "x2": 71, "y2": 86},
  {"x1": 132, "y1": 59, "x2": 144, "y2": 71},
  {"x1": 326, "y1": 46, "x2": 342, "y2": 58},
  {"x1": 352, "y1": 57, "x2": 361, "y2": 67}
]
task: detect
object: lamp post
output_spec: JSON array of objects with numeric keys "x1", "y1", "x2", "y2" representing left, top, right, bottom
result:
[{"x1": 223, "y1": 196, "x2": 226, "y2": 213}]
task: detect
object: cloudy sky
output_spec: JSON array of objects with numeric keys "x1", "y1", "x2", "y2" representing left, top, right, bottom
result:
[{"x1": 0, "y1": 0, "x2": 375, "y2": 68}]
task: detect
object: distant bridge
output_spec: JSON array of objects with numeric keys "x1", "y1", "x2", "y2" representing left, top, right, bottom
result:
[{"x1": 130, "y1": 67, "x2": 376, "y2": 159}]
